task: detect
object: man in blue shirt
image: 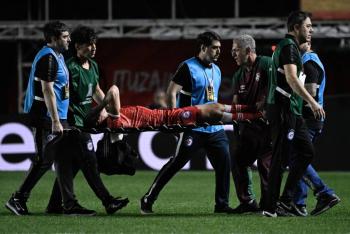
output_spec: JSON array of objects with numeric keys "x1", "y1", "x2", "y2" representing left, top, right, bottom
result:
[
  {"x1": 291, "y1": 41, "x2": 340, "y2": 216},
  {"x1": 5, "y1": 21, "x2": 96, "y2": 216},
  {"x1": 140, "y1": 31, "x2": 233, "y2": 214}
]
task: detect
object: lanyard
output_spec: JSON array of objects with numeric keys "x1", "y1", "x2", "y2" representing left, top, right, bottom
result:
[
  {"x1": 202, "y1": 66, "x2": 215, "y2": 102},
  {"x1": 57, "y1": 54, "x2": 69, "y2": 82},
  {"x1": 202, "y1": 66, "x2": 214, "y2": 87}
]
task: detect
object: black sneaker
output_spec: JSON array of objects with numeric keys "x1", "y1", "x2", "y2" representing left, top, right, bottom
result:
[
  {"x1": 105, "y1": 197, "x2": 129, "y2": 215},
  {"x1": 5, "y1": 194, "x2": 29, "y2": 216},
  {"x1": 262, "y1": 201, "x2": 299, "y2": 218},
  {"x1": 228, "y1": 200, "x2": 260, "y2": 214},
  {"x1": 290, "y1": 204, "x2": 308, "y2": 217},
  {"x1": 262, "y1": 210, "x2": 277, "y2": 218},
  {"x1": 63, "y1": 203, "x2": 97, "y2": 216},
  {"x1": 262, "y1": 205, "x2": 294, "y2": 217},
  {"x1": 275, "y1": 206, "x2": 295, "y2": 217},
  {"x1": 140, "y1": 196, "x2": 154, "y2": 215},
  {"x1": 311, "y1": 194, "x2": 340, "y2": 216},
  {"x1": 279, "y1": 201, "x2": 307, "y2": 217},
  {"x1": 276, "y1": 201, "x2": 296, "y2": 217},
  {"x1": 214, "y1": 206, "x2": 235, "y2": 214},
  {"x1": 45, "y1": 205, "x2": 64, "y2": 215}
]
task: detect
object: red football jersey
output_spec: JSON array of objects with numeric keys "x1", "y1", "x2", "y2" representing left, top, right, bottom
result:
[{"x1": 107, "y1": 106, "x2": 200, "y2": 129}]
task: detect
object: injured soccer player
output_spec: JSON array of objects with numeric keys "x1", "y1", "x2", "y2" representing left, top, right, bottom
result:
[{"x1": 84, "y1": 85, "x2": 263, "y2": 129}]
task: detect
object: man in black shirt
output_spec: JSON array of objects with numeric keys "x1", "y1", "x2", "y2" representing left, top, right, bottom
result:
[
  {"x1": 5, "y1": 21, "x2": 95, "y2": 216},
  {"x1": 263, "y1": 11, "x2": 325, "y2": 217}
]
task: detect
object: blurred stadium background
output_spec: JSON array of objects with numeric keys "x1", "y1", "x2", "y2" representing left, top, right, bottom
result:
[{"x1": 0, "y1": 0, "x2": 350, "y2": 172}]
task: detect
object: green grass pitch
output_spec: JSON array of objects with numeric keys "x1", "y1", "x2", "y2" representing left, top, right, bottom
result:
[{"x1": 0, "y1": 171, "x2": 349, "y2": 233}]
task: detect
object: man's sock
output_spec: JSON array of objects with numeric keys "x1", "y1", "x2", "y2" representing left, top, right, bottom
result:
[
  {"x1": 223, "y1": 104, "x2": 255, "y2": 113},
  {"x1": 221, "y1": 112, "x2": 262, "y2": 123}
]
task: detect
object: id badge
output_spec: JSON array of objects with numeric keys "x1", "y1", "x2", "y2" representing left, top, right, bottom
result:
[
  {"x1": 62, "y1": 84, "x2": 69, "y2": 99},
  {"x1": 206, "y1": 85, "x2": 214, "y2": 101}
]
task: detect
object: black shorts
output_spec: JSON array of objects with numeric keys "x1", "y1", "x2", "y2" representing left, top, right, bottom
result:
[{"x1": 237, "y1": 121, "x2": 271, "y2": 158}]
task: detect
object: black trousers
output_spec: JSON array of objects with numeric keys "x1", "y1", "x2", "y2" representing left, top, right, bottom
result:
[
  {"x1": 231, "y1": 121, "x2": 272, "y2": 208},
  {"x1": 264, "y1": 104, "x2": 314, "y2": 212},
  {"x1": 16, "y1": 125, "x2": 76, "y2": 208},
  {"x1": 144, "y1": 129, "x2": 231, "y2": 208},
  {"x1": 47, "y1": 132, "x2": 113, "y2": 209}
]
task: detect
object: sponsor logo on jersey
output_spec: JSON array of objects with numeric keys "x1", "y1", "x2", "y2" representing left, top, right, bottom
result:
[
  {"x1": 287, "y1": 129, "x2": 295, "y2": 140},
  {"x1": 255, "y1": 72, "x2": 260, "y2": 81}
]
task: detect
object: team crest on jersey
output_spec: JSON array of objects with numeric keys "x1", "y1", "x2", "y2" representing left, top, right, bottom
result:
[
  {"x1": 287, "y1": 129, "x2": 295, "y2": 140},
  {"x1": 181, "y1": 111, "x2": 191, "y2": 119},
  {"x1": 184, "y1": 136, "x2": 193, "y2": 147},
  {"x1": 255, "y1": 72, "x2": 260, "y2": 81},
  {"x1": 87, "y1": 141, "x2": 94, "y2": 151},
  {"x1": 47, "y1": 134, "x2": 56, "y2": 142}
]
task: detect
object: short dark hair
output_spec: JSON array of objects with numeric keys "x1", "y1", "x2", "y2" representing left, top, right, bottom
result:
[
  {"x1": 70, "y1": 25, "x2": 97, "y2": 45},
  {"x1": 43, "y1": 21, "x2": 69, "y2": 43},
  {"x1": 196, "y1": 31, "x2": 221, "y2": 54},
  {"x1": 69, "y1": 26, "x2": 97, "y2": 56},
  {"x1": 287, "y1": 11, "x2": 312, "y2": 32}
]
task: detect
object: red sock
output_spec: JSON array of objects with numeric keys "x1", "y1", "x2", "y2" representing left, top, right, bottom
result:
[
  {"x1": 232, "y1": 112, "x2": 263, "y2": 121},
  {"x1": 231, "y1": 104, "x2": 255, "y2": 113}
]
